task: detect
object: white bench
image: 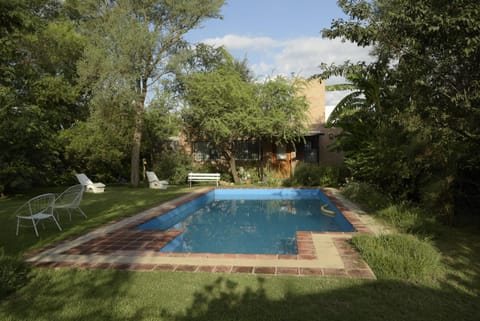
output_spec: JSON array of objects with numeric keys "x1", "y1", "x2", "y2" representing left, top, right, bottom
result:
[{"x1": 188, "y1": 172, "x2": 220, "y2": 187}]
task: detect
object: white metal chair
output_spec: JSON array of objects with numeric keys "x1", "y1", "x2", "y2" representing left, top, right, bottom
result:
[
  {"x1": 15, "y1": 193, "x2": 62, "y2": 237},
  {"x1": 146, "y1": 171, "x2": 169, "y2": 189},
  {"x1": 53, "y1": 184, "x2": 87, "y2": 221},
  {"x1": 75, "y1": 173, "x2": 105, "y2": 193}
]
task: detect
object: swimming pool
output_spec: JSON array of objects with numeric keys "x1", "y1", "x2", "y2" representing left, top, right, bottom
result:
[{"x1": 136, "y1": 189, "x2": 355, "y2": 254}]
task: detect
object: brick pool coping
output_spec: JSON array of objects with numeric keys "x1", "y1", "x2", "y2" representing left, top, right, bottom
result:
[{"x1": 26, "y1": 188, "x2": 376, "y2": 279}]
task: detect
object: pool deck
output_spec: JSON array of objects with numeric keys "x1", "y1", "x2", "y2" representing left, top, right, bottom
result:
[{"x1": 26, "y1": 187, "x2": 383, "y2": 279}]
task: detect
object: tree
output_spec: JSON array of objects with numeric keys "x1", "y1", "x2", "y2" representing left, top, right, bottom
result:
[
  {"x1": 75, "y1": 0, "x2": 223, "y2": 186},
  {"x1": 257, "y1": 77, "x2": 309, "y2": 143},
  {"x1": 181, "y1": 47, "x2": 309, "y2": 183},
  {"x1": 181, "y1": 56, "x2": 259, "y2": 183},
  {"x1": 0, "y1": 0, "x2": 85, "y2": 193},
  {"x1": 321, "y1": 0, "x2": 480, "y2": 221}
]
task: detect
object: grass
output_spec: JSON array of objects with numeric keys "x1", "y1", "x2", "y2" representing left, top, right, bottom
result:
[
  {"x1": 351, "y1": 234, "x2": 442, "y2": 282},
  {"x1": 1, "y1": 184, "x2": 480, "y2": 320},
  {"x1": 0, "y1": 184, "x2": 193, "y2": 255}
]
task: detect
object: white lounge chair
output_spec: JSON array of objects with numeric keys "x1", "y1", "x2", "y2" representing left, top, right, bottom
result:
[
  {"x1": 75, "y1": 173, "x2": 105, "y2": 193},
  {"x1": 53, "y1": 184, "x2": 87, "y2": 221},
  {"x1": 16, "y1": 193, "x2": 62, "y2": 237},
  {"x1": 146, "y1": 171, "x2": 169, "y2": 189}
]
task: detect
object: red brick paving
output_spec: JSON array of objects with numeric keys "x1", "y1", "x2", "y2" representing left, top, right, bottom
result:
[
  {"x1": 253, "y1": 266, "x2": 276, "y2": 274},
  {"x1": 232, "y1": 266, "x2": 254, "y2": 274}
]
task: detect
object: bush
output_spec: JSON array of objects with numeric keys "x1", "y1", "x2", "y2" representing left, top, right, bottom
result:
[
  {"x1": 375, "y1": 204, "x2": 420, "y2": 232},
  {"x1": 0, "y1": 251, "x2": 30, "y2": 299},
  {"x1": 341, "y1": 181, "x2": 391, "y2": 212},
  {"x1": 285, "y1": 163, "x2": 348, "y2": 187},
  {"x1": 351, "y1": 234, "x2": 442, "y2": 283},
  {"x1": 154, "y1": 150, "x2": 192, "y2": 185}
]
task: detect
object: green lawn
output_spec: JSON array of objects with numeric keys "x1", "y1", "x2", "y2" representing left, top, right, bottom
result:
[
  {"x1": 0, "y1": 185, "x2": 193, "y2": 255},
  {"x1": 1, "y1": 185, "x2": 479, "y2": 321}
]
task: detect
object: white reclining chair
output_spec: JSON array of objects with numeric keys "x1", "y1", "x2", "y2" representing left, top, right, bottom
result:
[
  {"x1": 76, "y1": 173, "x2": 105, "y2": 193},
  {"x1": 16, "y1": 193, "x2": 62, "y2": 237},
  {"x1": 146, "y1": 171, "x2": 169, "y2": 189},
  {"x1": 53, "y1": 184, "x2": 87, "y2": 221}
]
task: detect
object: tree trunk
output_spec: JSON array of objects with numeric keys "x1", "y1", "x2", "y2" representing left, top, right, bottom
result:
[
  {"x1": 225, "y1": 150, "x2": 240, "y2": 184},
  {"x1": 130, "y1": 92, "x2": 146, "y2": 187}
]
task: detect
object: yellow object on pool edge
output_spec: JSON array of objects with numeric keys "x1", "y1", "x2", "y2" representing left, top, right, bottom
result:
[{"x1": 321, "y1": 204, "x2": 336, "y2": 216}]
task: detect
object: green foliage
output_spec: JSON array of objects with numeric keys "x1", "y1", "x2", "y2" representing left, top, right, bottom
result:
[
  {"x1": 341, "y1": 182, "x2": 392, "y2": 213},
  {"x1": 375, "y1": 204, "x2": 420, "y2": 233},
  {"x1": 0, "y1": 249, "x2": 30, "y2": 299},
  {"x1": 180, "y1": 48, "x2": 310, "y2": 183},
  {"x1": 60, "y1": 120, "x2": 130, "y2": 180},
  {"x1": 284, "y1": 163, "x2": 348, "y2": 187},
  {"x1": 75, "y1": 0, "x2": 224, "y2": 186},
  {"x1": 0, "y1": 0, "x2": 85, "y2": 193},
  {"x1": 342, "y1": 182, "x2": 447, "y2": 237},
  {"x1": 180, "y1": 50, "x2": 259, "y2": 184},
  {"x1": 352, "y1": 234, "x2": 443, "y2": 283},
  {"x1": 319, "y1": 0, "x2": 480, "y2": 222},
  {"x1": 237, "y1": 166, "x2": 260, "y2": 184},
  {"x1": 325, "y1": 83, "x2": 357, "y2": 91},
  {"x1": 182, "y1": 60, "x2": 259, "y2": 147},
  {"x1": 153, "y1": 149, "x2": 192, "y2": 185},
  {"x1": 257, "y1": 77, "x2": 309, "y2": 142}
]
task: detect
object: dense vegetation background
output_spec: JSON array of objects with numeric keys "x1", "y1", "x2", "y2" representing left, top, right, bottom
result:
[
  {"x1": 1, "y1": 0, "x2": 479, "y2": 224},
  {"x1": 317, "y1": 0, "x2": 480, "y2": 223}
]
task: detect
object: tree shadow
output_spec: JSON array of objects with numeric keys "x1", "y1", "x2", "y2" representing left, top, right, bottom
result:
[
  {"x1": 1, "y1": 268, "x2": 479, "y2": 321},
  {"x1": 433, "y1": 227, "x2": 480, "y2": 295},
  {"x1": 169, "y1": 276, "x2": 479, "y2": 321}
]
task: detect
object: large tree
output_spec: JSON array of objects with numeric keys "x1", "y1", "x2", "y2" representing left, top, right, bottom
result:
[
  {"x1": 181, "y1": 56, "x2": 259, "y2": 183},
  {"x1": 75, "y1": 0, "x2": 223, "y2": 186},
  {"x1": 181, "y1": 47, "x2": 309, "y2": 183},
  {"x1": 0, "y1": 0, "x2": 85, "y2": 193}
]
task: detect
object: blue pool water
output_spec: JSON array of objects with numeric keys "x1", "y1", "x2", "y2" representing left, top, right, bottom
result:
[{"x1": 136, "y1": 189, "x2": 354, "y2": 254}]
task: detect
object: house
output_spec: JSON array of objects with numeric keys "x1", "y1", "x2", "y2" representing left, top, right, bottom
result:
[
  {"x1": 182, "y1": 79, "x2": 342, "y2": 180},
  {"x1": 262, "y1": 79, "x2": 343, "y2": 178}
]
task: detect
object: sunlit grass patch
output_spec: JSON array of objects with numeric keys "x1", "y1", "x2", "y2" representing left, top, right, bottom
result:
[{"x1": 352, "y1": 234, "x2": 443, "y2": 283}]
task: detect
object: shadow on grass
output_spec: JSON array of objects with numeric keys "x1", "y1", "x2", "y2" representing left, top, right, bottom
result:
[
  {"x1": 1, "y1": 270, "x2": 479, "y2": 321},
  {"x1": 433, "y1": 227, "x2": 480, "y2": 296},
  {"x1": 168, "y1": 277, "x2": 479, "y2": 321}
]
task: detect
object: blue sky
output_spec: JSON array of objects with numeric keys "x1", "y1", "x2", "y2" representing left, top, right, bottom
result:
[{"x1": 185, "y1": 0, "x2": 373, "y2": 106}]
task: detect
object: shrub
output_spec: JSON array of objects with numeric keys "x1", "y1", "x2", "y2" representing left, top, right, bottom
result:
[
  {"x1": 341, "y1": 181, "x2": 391, "y2": 212},
  {"x1": 351, "y1": 234, "x2": 443, "y2": 283},
  {"x1": 261, "y1": 169, "x2": 284, "y2": 187},
  {"x1": 154, "y1": 150, "x2": 192, "y2": 185},
  {"x1": 285, "y1": 163, "x2": 348, "y2": 187},
  {"x1": 0, "y1": 250, "x2": 31, "y2": 299},
  {"x1": 375, "y1": 204, "x2": 420, "y2": 232}
]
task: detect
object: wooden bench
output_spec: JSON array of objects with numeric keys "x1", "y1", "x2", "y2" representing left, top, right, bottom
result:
[{"x1": 188, "y1": 172, "x2": 220, "y2": 187}]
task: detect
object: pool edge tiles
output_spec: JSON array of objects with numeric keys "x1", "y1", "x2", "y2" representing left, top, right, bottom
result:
[{"x1": 24, "y1": 187, "x2": 376, "y2": 279}]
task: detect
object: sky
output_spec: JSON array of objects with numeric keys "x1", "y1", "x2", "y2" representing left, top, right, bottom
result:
[{"x1": 185, "y1": 0, "x2": 374, "y2": 107}]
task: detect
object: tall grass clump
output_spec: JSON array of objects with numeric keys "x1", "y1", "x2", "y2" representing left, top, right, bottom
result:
[
  {"x1": 341, "y1": 181, "x2": 391, "y2": 212},
  {"x1": 352, "y1": 234, "x2": 443, "y2": 283},
  {"x1": 375, "y1": 204, "x2": 420, "y2": 232},
  {"x1": 284, "y1": 163, "x2": 348, "y2": 187},
  {"x1": 0, "y1": 249, "x2": 30, "y2": 299}
]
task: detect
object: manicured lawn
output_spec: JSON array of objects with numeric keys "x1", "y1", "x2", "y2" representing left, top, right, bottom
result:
[{"x1": 1, "y1": 185, "x2": 479, "y2": 320}]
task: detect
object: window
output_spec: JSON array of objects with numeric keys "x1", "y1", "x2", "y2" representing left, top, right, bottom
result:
[
  {"x1": 276, "y1": 144, "x2": 287, "y2": 160},
  {"x1": 304, "y1": 137, "x2": 318, "y2": 163},
  {"x1": 193, "y1": 142, "x2": 219, "y2": 162},
  {"x1": 234, "y1": 140, "x2": 260, "y2": 160}
]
